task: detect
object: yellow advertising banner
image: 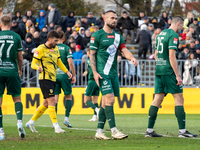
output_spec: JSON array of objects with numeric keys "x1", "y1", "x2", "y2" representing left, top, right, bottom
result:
[{"x1": 1, "y1": 88, "x2": 200, "y2": 115}]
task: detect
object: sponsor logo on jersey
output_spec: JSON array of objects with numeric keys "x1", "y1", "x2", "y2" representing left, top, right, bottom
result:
[
  {"x1": 173, "y1": 38, "x2": 178, "y2": 44},
  {"x1": 69, "y1": 49, "x2": 72, "y2": 54},
  {"x1": 107, "y1": 44, "x2": 117, "y2": 57},
  {"x1": 107, "y1": 35, "x2": 115, "y2": 38},
  {"x1": 34, "y1": 51, "x2": 39, "y2": 57},
  {"x1": 49, "y1": 49, "x2": 55, "y2": 52},
  {"x1": 91, "y1": 37, "x2": 95, "y2": 43},
  {"x1": 103, "y1": 80, "x2": 108, "y2": 85}
]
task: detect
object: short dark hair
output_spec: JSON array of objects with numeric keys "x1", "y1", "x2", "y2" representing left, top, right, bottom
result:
[
  {"x1": 57, "y1": 30, "x2": 64, "y2": 39},
  {"x1": 47, "y1": 31, "x2": 59, "y2": 39},
  {"x1": 105, "y1": 10, "x2": 116, "y2": 14}
]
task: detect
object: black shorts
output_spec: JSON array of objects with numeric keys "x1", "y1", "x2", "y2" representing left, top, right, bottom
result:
[{"x1": 39, "y1": 80, "x2": 56, "y2": 99}]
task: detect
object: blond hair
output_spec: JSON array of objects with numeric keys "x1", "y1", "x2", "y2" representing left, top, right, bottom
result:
[{"x1": 1, "y1": 14, "x2": 11, "y2": 26}]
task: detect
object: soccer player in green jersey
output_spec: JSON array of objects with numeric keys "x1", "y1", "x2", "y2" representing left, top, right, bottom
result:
[
  {"x1": 90, "y1": 10, "x2": 138, "y2": 140},
  {"x1": 0, "y1": 14, "x2": 26, "y2": 140},
  {"x1": 84, "y1": 48, "x2": 100, "y2": 122},
  {"x1": 145, "y1": 16, "x2": 197, "y2": 138},
  {"x1": 54, "y1": 31, "x2": 76, "y2": 128}
]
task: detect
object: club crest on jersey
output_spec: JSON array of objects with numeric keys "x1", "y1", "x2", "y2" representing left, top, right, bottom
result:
[
  {"x1": 173, "y1": 38, "x2": 178, "y2": 44},
  {"x1": 91, "y1": 37, "x2": 95, "y2": 43},
  {"x1": 49, "y1": 49, "x2": 55, "y2": 52},
  {"x1": 69, "y1": 49, "x2": 72, "y2": 54},
  {"x1": 107, "y1": 35, "x2": 115, "y2": 38},
  {"x1": 34, "y1": 51, "x2": 39, "y2": 57},
  {"x1": 107, "y1": 44, "x2": 117, "y2": 57}
]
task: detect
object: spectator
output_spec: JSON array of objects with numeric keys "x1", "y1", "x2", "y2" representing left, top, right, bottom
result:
[
  {"x1": 164, "y1": 17, "x2": 172, "y2": 30},
  {"x1": 177, "y1": 43, "x2": 183, "y2": 56},
  {"x1": 25, "y1": 26, "x2": 35, "y2": 40},
  {"x1": 87, "y1": 12, "x2": 96, "y2": 27},
  {"x1": 116, "y1": 11, "x2": 135, "y2": 43},
  {"x1": 71, "y1": 30, "x2": 83, "y2": 49},
  {"x1": 179, "y1": 36, "x2": 186, "y2": 47},
  {"x1": 65, "y1": 27, "x2": 72, "y2": 42},
  {"x1": 135, "y1": 11, "x2": 145, "y2": 31},
  {"x1": 81, "y1": 16, "x2": 88, "y2": 30},
  {"x1": 82, "y1": 29, "x2": 91, "y2": 50},
  {"x1": 188, "y1": 41, "x2": 196, "y2": 53},
  {"x1": 178, "y1": 47, "x2": 190, "y2": 60},
  {"x1": 151, "y1": 28, "x2": 161, "y2": 53},
  {"x1": 12, "y1": 11, "x2": 22, "y2": 23},
  {"x1": 65, "y1": 36, "x2": 75, "y2": 46},
  {"x1": 150, "y1": 17, "x2": 158, "y2": 29},
  {"x1": 73, "y1": 20, "x2": 81, "y2": 33},
  {"x1": 22, "y1": 19, "x2": 34, "y2": 40},
  {"x1": 144, "y1": 16, "x2": 149, "y2": 26},
  {"x1": 24, "y1": 10, "x2": 36, "y2": 25},
  {"x1": 180, "y1": 28, "x2": 188, "y2": 41},
  {"x1": 148, "y1": 24, "x2": 154, "y2": 36},
  {"x1": 40, "y1": 26, "x2": 48, "y2": 44},
  {"x1": 159, "y1": 12, "x2": 168, "y2": 30},
  {"x1": 54, "y1": 25, "x2": 62, "y2": 32},
  {"x1": 135, "y1": 24, "x2": 151, "y2": 59},
  {"x1": 117, "y1": 55, "x2": 126, "y2": 85},
  {"x1": 62, "y1": 11, "x2": 76, "y2": 32},
  {"x1": 196, "y1": 23, "x2": 200, "y2": 37},
  {"x1": 10, "y1": 20, "x2": 22, "y2": 38},
  {"x1": 79, "y1": 27, "x2": 85, "y2": 38},
  {"x1": 69, "y1": 40, "x2": 76, "y2": 53},
  {"x1": 47, "y1": 22, "x2": 55, "y2": 32},
  {"x1": 96, "y1": 12, "x2": 105, "y2": 29},
  {"x1": 45, "y1": 3, "x2": 62, "y2": 26},
  {"x1": 36, "y1": 10, "x2": 46, "y2": 31},
  {"x1": 73, "y1": 45, "x2": 84, "y2": 72},
  {"x1": 195, "y1": 39, "x2": 200, "y2": 48},
  {"x1": 19, "y1": 16, "x2": 27, "y2": 35},
  {"x1": 93, "y1": 25, "x2": 99, "y2": 33},
  {"x1": 186, "y1": 27, "x2": 195, "y2": 44},
  {"x1": 194, "y1": 47, "x2": 200, "y2": 60},
  {"x1": 183, "y1": 12, "x2": 194, "y2": 29},
  {"x1": 22, "y1": 34, "x2": 36, "y2": 62},
  {"x1": 189, "y1": 18, "x2": 199, "y2": 31},
  {"x1": 32, "y1": 31, "x2": 41, "y2": 47}
]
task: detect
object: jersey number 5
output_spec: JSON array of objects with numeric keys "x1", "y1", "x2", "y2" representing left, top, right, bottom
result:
[{"x1": 157, "y1": 37, "x2": 164, "y2": 54}]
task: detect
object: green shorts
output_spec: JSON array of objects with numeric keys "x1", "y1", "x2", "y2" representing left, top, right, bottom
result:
[
  {"x1": 155, "y1": 73, "x2": 183, "y2": 95},
  {"x1": 55, "y1": 74, "x2": 72, "y2": 95},
  {"x1": 0, "y1": 75, "x2": 21, "y2": 97},
  {"x1": 84, "y1": 79, "x2": 99, "y2": 96},
  {"x1": 99, "y1": 74, "x2": 119, "y2": 97}
]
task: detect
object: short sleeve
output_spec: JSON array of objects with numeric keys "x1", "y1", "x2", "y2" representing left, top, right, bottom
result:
[
  {"x1": 66, "y1": 45, "x2": 73, "y2": 58},
  {"x1": 57, "y1": 48, "x2": 61, "y2": 58},
  {"x1": 90, "y1": 32, "x2": 99, "y2": 51},
  {"x1": 168, "y1": 33, "x2": 179, "y2": 51},
  {"x1": 119, "y1": 34, "x2": 126, "y2": 51},
  {"x1": 155, "y1": 37, "x2": 158, "y2": 50},
  {"x1": 17, "y1": 35, "x2": 23, "y2": 52},
  {"x1": 33, "y1": 47, "x2": 43, "y2": 59}
]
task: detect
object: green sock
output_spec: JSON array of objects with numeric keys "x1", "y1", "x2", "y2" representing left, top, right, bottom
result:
[
  {"x1": 15, "y1": 102, "x2": 23, "y2": 120},
  {"x1": 86, "y1": 101, "x2": 96, "y2": 109},
  {"x1": 147, "y1": 105, "x2": 158, "y2": 128},
  {"x1": 105, "y1": 105, "x2": 116, "y2": 129},
  {"x1": 55, "y1": 103, "x2": 58, "y2": 114},
  {"x1": 0, "y1": 107, "x2": 2, "y2": 128},
  {"x1": 65, "y1": 100, "x2": 72, "y2": 117},
  {"x1": 97, "y1": 107, "x2": 106, "y2": 129},
  {"x1": 175, "y1": 106, "x2": 185, "y2": 129},
  {"x1": 94, "y1": 103, "x2": 98, "y2": 115}
]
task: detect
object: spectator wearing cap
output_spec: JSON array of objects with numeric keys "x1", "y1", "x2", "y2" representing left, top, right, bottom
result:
[
  {"x1": 45, "y1": 3, "x2": 62, "y2": 27},
  {"x1": 116, "y1": 11, "x2": 135, "y2": 43},
  {"x1": 40, "y1": 26, "x2": 48, "y2": 44},
  {"x1": 189, "y1": 18, "x2": 199, "y2": 31},
  {"x1": 11, "y1": 20, "x2": 22, "y2": 39},
  {"x1": 36, "y1": 10, "x2": 46, "y2": 31},
  {"x1": 144, "y1": 16, "x2": 149, "y2": 26},
  {"x1": 87, "y1": 12, "x2": 96, "y2": 27},
  {"x1": 92, "y1": 25, "x2": 99, "y2": 34},
  {"x1": 159, "y1": 12, "x2": 168, "y2": 30},
  {"x1": 81, "y1": 16, "x2": 89, "y2": 30},
  {"x1": 135, "y1": 11, "x2": 145, "y2": 31},
  {"x1": 24, "y1": 10, "x2": 36, "y2": 25},
  {"x1": 12, "y1": 11, "x2": 22, "y2": 24},
  {"x1": 150, "y1": 17, "x2": 158, "y2": 29},
  {"x1": 96, "y1": 12, "x2": 105, "y2": 29},
  {"x1": 19, "y1": 16, "x2": 27, "y2": 35},
  {"x1": 148, "y1": 24, "x2": 154, "y2": 36},
  {"x1": 62, "y1": 11, "x2": 76, "y2": 32},
  {"x1": 188, "y1": 41, "x2": 196, "y2": 53}
]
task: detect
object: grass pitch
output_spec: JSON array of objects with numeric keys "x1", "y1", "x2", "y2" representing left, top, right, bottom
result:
[{"x1": 1, "y1": 114, "x2": 200, "y2": 150}]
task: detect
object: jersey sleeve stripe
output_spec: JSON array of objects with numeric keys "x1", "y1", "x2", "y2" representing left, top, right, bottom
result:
[
  {"x1": 33, "y1": 57, "x2": 40, "y2": 60},
  {"x1": 90, "y1": 46, "x2": 98, "y2": 49},
  {"x1": 67, "y1": 55, "x2": 73, "y2": 58},
  {"x1": 169, "y1": 46, "x2": 177, "y2": 48}
]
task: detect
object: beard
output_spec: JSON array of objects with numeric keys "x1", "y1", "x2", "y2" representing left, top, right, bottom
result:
[
  {"x1": 107, "y1": 22, "x2": 116, "y2": 29},
  {"x1": 49, "y1": 43, "x2": 56, "y2": 48}
]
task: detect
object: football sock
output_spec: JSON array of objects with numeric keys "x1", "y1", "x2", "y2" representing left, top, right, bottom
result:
[
  {"x1": 94, "y1": 103, "x2": 98, "y2": 115},
  {"x1": 31, "y1": 104, "x2": 47, "y2": 122},
  {"x1": 0, "y1": 107, "x2": 2, "y2": 128},
  {"x1": 49, "y1": 106, "x2": 57, "y2": 124},
  {"x1": 15, "y1": 102, "x2": 23, "y2": 120},
  {"x1": 111, "y1": 127, "x2": 118, "y2": 134},
  {"x1": 97, "y1": 128, "x2": 103, "y2": 134},
  {"x1": 64, "y1": 117, "x2": 69, "y2": 122},
  {"x1": 97, "y1": 107, "x2": 106, "y2": 129},
  {"x1": 55, "y1": 103, "x2": 58, "y2": 114},
  {"x1": 147, "y1": 105, "x2": 158, "y2": 129},
  {"x1": 105, "y1": 105, "x2": 116, "y2": 129},
  {"x1": 175, "y1": 106, "x2": 185, "y2": 129},
  {"x1": 65, "y1": 100, "x2": 72, "y2": 117},
  {"x1": 86, "y1": 101, "x2": 96, "y2": 109},
  {"x1": 53, "y1": 122, "x2": 59, "y2": 129}
]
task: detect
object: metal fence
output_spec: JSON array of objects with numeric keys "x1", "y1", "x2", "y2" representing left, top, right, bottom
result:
[{"x1": 21, "y1": 59, "x2": 200, "y2": 88}]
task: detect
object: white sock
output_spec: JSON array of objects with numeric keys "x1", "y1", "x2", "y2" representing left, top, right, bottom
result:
[
  {"x1": 97, "y1": 128, "x2": 103, "y2": 134},
  {"x1": 29, "y1": 120, "x2": 35, "y2": 125},
  {"x1": 53, "y1": 122, "x2": 60, "y2": 129},
  {"x1": 17, "y1": 120, "x2": 22, "y2": 124},
  {"x1": 147, "y1": 128, "x2": 154, "y2": 133},
  {"x1": 179, "y1": 129, "x2": 186, "y2": 134},
  {"x1": 95, "y1": 108, "x2": 99, "y2": 114},
  {"x1": 65, "y1": 117, "x2": 69, "y2": 122},
  {"x1": 0, "y1": 127, "x2": 4, "y2": 133},
  {"x1": 111, "y1": 127, "x2": 118, "y2": 134}
]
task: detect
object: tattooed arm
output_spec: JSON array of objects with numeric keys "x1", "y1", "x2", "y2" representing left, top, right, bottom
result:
[{"x1": 90, "y1": 50, "x2": 102, "y2": 86}]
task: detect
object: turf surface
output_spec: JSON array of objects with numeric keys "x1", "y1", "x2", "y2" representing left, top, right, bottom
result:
[{"x1": 1, "y1": 114, "x2": 200, "y2": 150}]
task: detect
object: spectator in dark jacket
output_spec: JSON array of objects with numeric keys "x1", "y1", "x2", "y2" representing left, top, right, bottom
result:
[
  {"x1": 135, "y1": 11, "x2": 145, "y2": 31},
  {"x1": 87, "y1": 12, "x2": 96, "y2": 26},
  {"x1": 150, "y1": 17, "x2": 158, "y2": 29},
  {"x1": 40, "y1": 27, "x2": 48, "y2": 44},
  {"x1": 71, "y1": 30, "x2": 83, "y2": 49},
  {"x1": 12, "y1": 11, "x2": 22, "y2": 24},
  {"x1": 159, "y1": 12, "x2": 168, "y2": 30},
  {"x1": 11, "y1": 20, "x2": 22, "y2": 38},
  {"x1": 81, "y1": 16, "x2": 88, "y2": 30},
  {"x1": 65, "y1": 27, "x2": 72, "y2": 43},
  {"x1": 96, "y1": 12, "x2": 105, "y2": 29},
  {"x1": 32, "y1": 31, "x2": 41, "y2": 47},
  {"x1": 36, "y1": 10, "x2": 46, "y2": 31},
  {"x1": 135, "y1": 24, "x2": 151, "y2": 59},
  {"x1": 24, "y1": 10, "x2": 36, "y2": 25},
  {"x1": 45, "y1": 3, "x2": 62, "y2": 26},
  {"x1": 117, "y1": 11, "x2": 135, "y2": 43},
  {"x1": 62, "y1": 11, "x2": 76, "y2": 32},
  {"x1": 19, "y1": 16, "x2": 27, "y2": 33},
  {"x1": 82, "y1": 30, "x2": 91, "y2": 50},
  {"x1": 47, "y1": 22, "x2": 55, "y2": 32}
]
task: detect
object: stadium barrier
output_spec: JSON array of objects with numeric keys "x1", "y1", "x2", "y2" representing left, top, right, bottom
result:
[{"x1": 1, "y1": 88, "x2": 200, "y2": 115}]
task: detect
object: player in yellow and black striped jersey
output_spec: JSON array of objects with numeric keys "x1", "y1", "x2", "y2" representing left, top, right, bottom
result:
[{"x1": 26, "y1": 31, "x2": 72, "y2": 134}]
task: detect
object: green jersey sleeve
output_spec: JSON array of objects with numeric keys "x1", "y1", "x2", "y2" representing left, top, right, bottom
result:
[
  {"x1": 17, "y1": 35, "x2": 23, "y2": 52},
  {"x1": 66, "y1": 45, "x2": 73, "y2": 59},
  {"x1": 90, "y1": 32, "x2": 99, "y2": 51},
  {"x1": 155, "y1": 36, "x2": 158, "y2": 50},
  {"x1": 168, "y1": 33, "x2": 179, "y2": 51},
  {"x1": 119, "y1": 34, "x2": 126, "y2": 51}
]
